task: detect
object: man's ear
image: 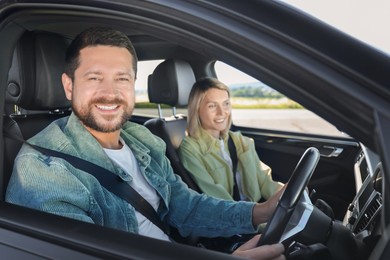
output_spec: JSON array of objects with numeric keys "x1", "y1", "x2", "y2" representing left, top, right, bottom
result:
[{"x1": 62, "y1": 73, "x2": 73, "y2": 101}]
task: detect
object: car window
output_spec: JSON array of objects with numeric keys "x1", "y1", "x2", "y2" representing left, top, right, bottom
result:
[
  {"x1": 215, "y1": 61, "x2": 345, "y2": 137},
  {"x1": 134, "y1": 59, "x2": 164, "y2": 117},
  {"x1": 135, "y1": 60, "x2": 347, "y2": 137}
]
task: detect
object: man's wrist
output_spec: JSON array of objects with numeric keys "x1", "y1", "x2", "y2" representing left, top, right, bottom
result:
[{"x1": 252, "y1": 202, "x2": 270, "y2": 226}]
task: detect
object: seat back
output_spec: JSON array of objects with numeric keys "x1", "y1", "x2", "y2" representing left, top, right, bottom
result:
[
  {"x1": 6, "y1": 31, "x2": 71, "y2": 138},
  {"x1": 2, "y1": 116, "x2": 24, "y2": 198},
  {"x1": 2, "y1": 31, "x2": 71, "y2": 198},
  {"x1": 144, "y1": 59, "x2": 200, "y2": 192}
]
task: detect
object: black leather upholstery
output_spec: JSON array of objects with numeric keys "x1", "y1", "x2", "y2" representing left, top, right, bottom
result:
[
  {"x1": 148, "y1": 59, "x2": 193, "y2": 107},
  {"x1": 2, "y1": 31, "x2": 71, "y2": 198},
  {"x1": 146, "y1": 117, "x2": 200, "y2": 192},
  {"x1": 6, "y1": 31, "x2": 71, "y2": 139},
  {"x1": 6, "y1": 31, "x2": 70, "y2": 110},
  {"x1": 144, "y1": 59, "x2": 200, "y2": 192},
  {"x1": 2, "y1": 117, "x2": 24, "y2": 198}
]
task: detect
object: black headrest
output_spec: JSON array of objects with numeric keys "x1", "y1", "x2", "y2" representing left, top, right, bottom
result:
[
  {"x1": 6, "y1": 31, "x2": 71, "y2": 110},
  {"x1": 148, "y1": 59, "x2": 195, "y2": 107}
]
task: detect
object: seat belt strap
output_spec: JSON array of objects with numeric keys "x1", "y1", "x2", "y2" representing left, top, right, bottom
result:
[{"x1": 227, "y1": 133, "x2": 240, "y2": 201}]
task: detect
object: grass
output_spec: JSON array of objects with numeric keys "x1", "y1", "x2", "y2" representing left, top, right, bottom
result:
[
  {"x1": 135, "y1": 102, "x2": 171, "y2": 109},
  {"x1": 231, "y1": 97, "x2": 303, "y2": 109}
]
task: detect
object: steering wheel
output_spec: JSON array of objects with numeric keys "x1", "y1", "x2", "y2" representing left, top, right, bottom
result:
[{"x1": 257, "y1": 147, "x2": 320, "y2": 246}]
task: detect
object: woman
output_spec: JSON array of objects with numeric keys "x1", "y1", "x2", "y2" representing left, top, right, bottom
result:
[{"x1": 178, "y1": 78, "x2": 283, "y2": 202}]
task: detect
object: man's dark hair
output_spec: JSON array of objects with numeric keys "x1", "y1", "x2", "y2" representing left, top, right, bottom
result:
[{"x1": 64, "y1": 27, "x2": 138, "y2": 80}]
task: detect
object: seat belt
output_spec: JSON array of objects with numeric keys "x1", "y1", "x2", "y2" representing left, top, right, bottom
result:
[
  {"x1": 227, "y1": 133, "x2": 240, "y2": 201},
  {"x1": 5, "y1": 132, "x2": 170, "y2": 237}
]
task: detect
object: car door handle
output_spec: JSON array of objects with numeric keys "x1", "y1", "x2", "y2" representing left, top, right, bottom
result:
[{"x1": 319, "y1": 146, "x2": 343, "y2": 158}]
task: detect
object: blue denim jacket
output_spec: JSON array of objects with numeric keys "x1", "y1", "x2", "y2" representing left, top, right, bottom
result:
[{"x1": 6, "y1": 113, "x2": 256, "y2": 238}]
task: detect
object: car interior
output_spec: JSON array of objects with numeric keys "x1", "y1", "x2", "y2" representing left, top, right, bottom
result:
[
  {"x1": 0, "y1": 2, "x2": 388, "y2": 259},
  {"x1": 3, "y1": 31, "x2": 72, "y2": 198},
  {"x1": 144, "y1": 58, "x2": 201, "y2": 192}
]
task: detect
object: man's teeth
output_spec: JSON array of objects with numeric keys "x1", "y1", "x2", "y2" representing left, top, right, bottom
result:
[{"x1": 97, "y1": 105, "x2": 117, "y2": 110}]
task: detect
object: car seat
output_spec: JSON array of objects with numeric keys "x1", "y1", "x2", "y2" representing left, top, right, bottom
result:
[
  {"x1": 2, "y1": 31, "x2": 71, "y2": 198},
  {"x1": 144, "y1": 59, "x2": 201, "y2": 192}
]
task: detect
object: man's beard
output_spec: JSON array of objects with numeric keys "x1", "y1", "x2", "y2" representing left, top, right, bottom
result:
[{"x1": 72, "y1": 98, "x2": 133, "y2": 133}]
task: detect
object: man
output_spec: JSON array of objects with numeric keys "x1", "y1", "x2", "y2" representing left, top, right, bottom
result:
[{"x1": 6, "y1": 27, "x2": 285, "y2": 259}]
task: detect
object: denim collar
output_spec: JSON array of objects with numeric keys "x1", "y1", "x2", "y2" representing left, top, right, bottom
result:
[{"x1": 31, "y1": 113, "x2": 152, "y2": 181}]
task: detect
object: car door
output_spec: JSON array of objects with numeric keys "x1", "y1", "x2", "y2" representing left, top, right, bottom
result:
[{"x1": 233, "y1": 124, "x2": 360, "y2": 220}]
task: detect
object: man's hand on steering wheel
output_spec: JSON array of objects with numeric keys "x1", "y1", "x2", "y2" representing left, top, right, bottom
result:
[
  {"x1": 252, "y1": 185, "x2": 287, "y2": 226},
  {"x1": 252, "y1": 147, "x2": 320, "y2": 247},
  {"x1": 232, "y1": 234, "x2": 286, "y2": 260}
]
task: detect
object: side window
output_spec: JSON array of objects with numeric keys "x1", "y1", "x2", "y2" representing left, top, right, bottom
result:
[
  {"x1": 215, "y1": 61, "x2": 344, "y2": 137},
  {"x1": 134, "y1": 59, "x2": 163, "y2": 117}
]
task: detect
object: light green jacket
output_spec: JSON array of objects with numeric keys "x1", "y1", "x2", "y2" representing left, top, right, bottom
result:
[{"x1": 178, "y1": 128, "x2": 283, "y2": 202}]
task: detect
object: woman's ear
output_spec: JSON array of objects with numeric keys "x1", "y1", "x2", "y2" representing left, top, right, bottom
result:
[{"x1": 62, "y1": 73, "x2": 73, "y2": 101}]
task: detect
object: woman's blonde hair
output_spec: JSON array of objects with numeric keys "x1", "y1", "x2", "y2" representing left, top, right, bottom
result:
[{"x1": 187, "y1": 77, "x2": 232, "y2": 139}]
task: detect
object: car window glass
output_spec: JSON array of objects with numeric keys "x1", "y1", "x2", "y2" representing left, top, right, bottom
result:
[
  {"x1": 134, "y1": 59, "x2": 165, "y2": 117},
  {"x1": 215, "y1": 61, "x2": 345, "y2": 137}
]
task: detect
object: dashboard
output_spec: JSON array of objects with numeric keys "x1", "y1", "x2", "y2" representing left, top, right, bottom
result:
[{"x1": 343, "y1": 145, "x2": 383, "y2": 238}]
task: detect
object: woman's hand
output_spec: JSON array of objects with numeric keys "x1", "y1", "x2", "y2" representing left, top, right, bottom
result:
[{"x1": 232, "y1": 235, "x2": 285, "y2": 260}]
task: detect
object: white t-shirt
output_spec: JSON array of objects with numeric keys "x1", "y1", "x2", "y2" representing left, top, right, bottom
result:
[{"x1": 103, "y1": 138, "x2": 170, "y2": 241}]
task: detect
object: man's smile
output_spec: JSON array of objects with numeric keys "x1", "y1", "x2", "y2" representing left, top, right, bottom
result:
[{"x1": 96, "y1": 104, "x2": 119, "y2": 111}]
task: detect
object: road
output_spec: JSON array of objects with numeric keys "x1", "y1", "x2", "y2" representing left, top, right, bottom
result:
[{"x1": 231, "y1": 109, "x2": 343, "y2": 136}]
